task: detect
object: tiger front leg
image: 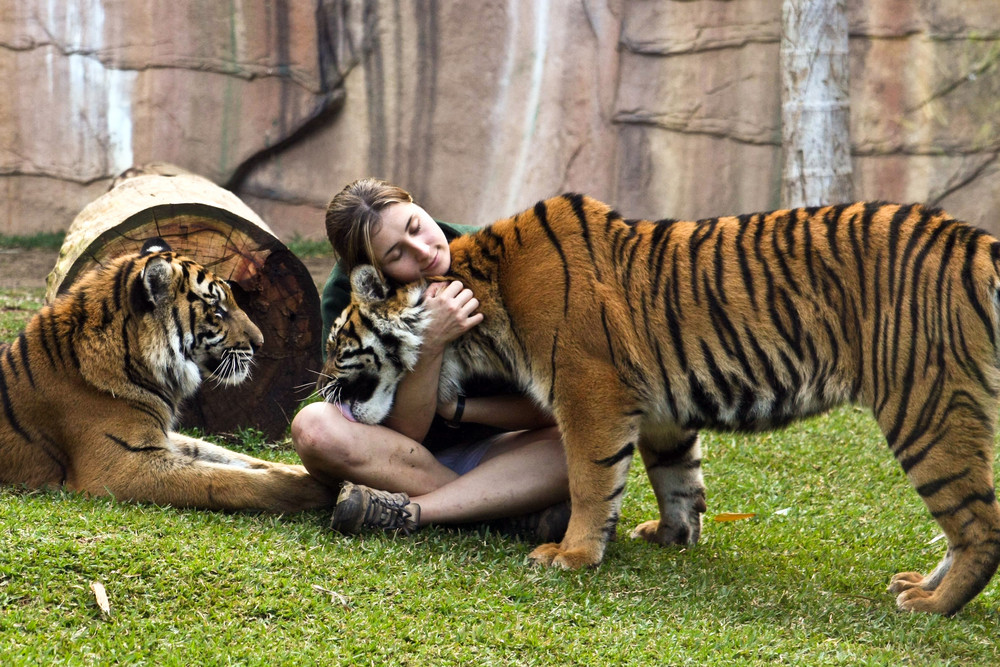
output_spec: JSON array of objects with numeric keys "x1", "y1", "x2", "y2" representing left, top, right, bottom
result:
[
  {"x1": 528, "y1": 399, "x2": 641, "y2": 570},
  {"x1": 74, "y1": 428, "x2": 336, "y2": 513},
  {"x1": 630, "y1": 427, "x2": 706, "y2": 546}
]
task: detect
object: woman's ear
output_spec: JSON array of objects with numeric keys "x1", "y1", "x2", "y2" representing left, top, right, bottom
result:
[{"x1": 350, "y1": 265, "x2": 389, "y2": 303}]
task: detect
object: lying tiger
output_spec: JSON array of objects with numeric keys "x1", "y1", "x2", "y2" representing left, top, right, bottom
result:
[
  {"x1": 0, "y1": 239, "x2": 334, "y2": 513},
  {"x1": 319, "y1": 194, "x2": 1000, "y2": 616}
]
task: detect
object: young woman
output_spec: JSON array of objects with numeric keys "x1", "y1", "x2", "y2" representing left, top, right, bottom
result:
[{"x1": 291, "y1": 178, "x2": 570, "y2": 539}]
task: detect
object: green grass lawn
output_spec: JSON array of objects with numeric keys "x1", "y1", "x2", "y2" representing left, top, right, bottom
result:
[{"x1": 1, "y1": 286, "x2": 998, "y2": 664}]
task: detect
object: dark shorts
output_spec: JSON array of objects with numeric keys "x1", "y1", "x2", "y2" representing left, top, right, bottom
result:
[
  {"x1": 434, "y1": 435, "x2": 500, "y2": 475},
  {"x1": 423, "y1": 416, "x2": 506, "y2": 476}
]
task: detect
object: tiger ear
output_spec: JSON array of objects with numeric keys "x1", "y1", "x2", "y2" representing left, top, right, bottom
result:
[
  {"x1": 350, "y1": 265, "x2": 389, "y2": 303},
  {"x1": 140, "y1": 255, "x2": 174, "y2": 308},
  {"x1": 141, "y1": 237, "x2": 172, "y2": 256}
]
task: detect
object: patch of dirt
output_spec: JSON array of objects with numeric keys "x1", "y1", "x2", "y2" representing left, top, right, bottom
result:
[
  {"x1": 0, "y1": 249, "x2": 61, "y2": 289},
  {"x1": 0, "y1": 249, "x2": 336, "y2": 291}
]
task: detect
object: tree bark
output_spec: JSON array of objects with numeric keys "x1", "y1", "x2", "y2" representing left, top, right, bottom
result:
[{"x1": 780, "y1": 0, "x2": 853, "y2": 208}]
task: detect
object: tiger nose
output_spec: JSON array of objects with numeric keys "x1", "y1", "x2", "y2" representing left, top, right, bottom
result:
[{"x1": 247, "y1": 321, "x2": 264, "y2": 353}]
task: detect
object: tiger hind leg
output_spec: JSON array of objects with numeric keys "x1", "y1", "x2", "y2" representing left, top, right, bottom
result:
[
  {"x1": 630, "y1": 427, "x2": 706, "y2": 546},
  {"x1": 883, "y1": 405, "x2": 1000, "y2": 615}
]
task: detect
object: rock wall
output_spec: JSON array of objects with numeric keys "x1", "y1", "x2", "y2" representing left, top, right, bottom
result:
[{"x1": 2, "y1": 0, "x2": 998, "y2": 239}]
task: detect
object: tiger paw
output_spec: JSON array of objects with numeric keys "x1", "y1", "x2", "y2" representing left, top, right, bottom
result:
[
  {"x1": 630, "y1": 520, "x2": 663, "y2": 543},
  {"x1": 629, "y1": 514, "x2": 701, "y2": 546},
  {"x1": 888, "y1": 571, "x2": 925, "y2": 594},
  {"x1": 894, "y1": 586, "x2": 948, "y2": 614},
  {"x1": 528, "y1": 542, "x2": 603, "y2": 570}
]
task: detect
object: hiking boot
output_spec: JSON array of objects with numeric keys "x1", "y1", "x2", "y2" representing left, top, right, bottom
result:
[
  {"x1": 488, "y1": 500, "x2": 571, "y2": 542},
  {"x1": 330, "y1": 482, "x2": 421, "y2": 535}
]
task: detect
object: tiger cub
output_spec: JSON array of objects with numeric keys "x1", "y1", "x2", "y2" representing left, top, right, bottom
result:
[
  {"x1": 0, "y1": 239, "x2": 334, "y2": 513},
  {"x1": 320, "y1": 195, "x2": 1000, "y2": 616}
]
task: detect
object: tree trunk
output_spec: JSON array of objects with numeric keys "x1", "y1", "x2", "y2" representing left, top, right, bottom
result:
[
  {"x1": 780, "y1": 0, "x2": 852, "y2": 208},
  {"x1": 47, "y1": 167, "x2": 322, "y2": 440}
]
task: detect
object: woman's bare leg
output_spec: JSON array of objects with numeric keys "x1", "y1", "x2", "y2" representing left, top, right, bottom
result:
[
  {"x1": 413, "y1": 426, "x2": 568, "y2": 525},
  {"x1": 292, "y1": 404, "x2": 567, "y2": 525},
  {"x1": 292, "y1": 402, "x2": 458, "y2": 495}
]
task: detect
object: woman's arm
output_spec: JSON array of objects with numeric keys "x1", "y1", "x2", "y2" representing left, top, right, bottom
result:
[
  {"x1": 383, "y1": 281, "x2": 482, "y2": 441},
  {"x1": 438, "y1": 394, "x2": 557, "y2": 431},
  {"x1": 383, "y1": 346, "x2": 446, "y2": 441}
]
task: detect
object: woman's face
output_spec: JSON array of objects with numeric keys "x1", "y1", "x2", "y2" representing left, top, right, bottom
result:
[{"x1": 370, "y1": 202, "x2": 451, "y2": 283}]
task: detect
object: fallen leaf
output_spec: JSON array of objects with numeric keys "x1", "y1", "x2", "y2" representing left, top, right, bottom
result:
[
  {"x1": 713, "y1": 512, "x2": 757, "y2": 522},
  {"x1": 312, "y1": 584, "x2": 350, "y2": 607},
  {"x1": 90, "y1": 581, "x2": 111, "y2": 616}
]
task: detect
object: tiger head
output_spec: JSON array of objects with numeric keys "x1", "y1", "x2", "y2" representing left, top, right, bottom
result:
[
  {"x1": 317, "y1": 265, "x2": 428, "y2": 425},
  {"x1": 127, "y1": 238, "x2": 264, "y2": 398}
]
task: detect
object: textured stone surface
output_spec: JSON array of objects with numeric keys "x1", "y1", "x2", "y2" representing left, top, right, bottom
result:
[{"x1": 2, "y1": 0, "x2": 998, "y2": 241}]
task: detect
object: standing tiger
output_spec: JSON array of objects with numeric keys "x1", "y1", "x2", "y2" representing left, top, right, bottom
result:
[
  {"x1": 319, "y1": 194, "x2": 1000, "y2": 616},
  {"x1": 0, "y1": 238, "x2": 335, "y2": 513}
]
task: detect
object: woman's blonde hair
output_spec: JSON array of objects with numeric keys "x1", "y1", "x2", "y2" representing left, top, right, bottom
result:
[{"x1": 324, "y1": 177, "x2": 414, "y2": 276}]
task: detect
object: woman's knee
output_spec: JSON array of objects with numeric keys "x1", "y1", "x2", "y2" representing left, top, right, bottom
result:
[{"x1": 291, "y1": 403, "x2": 358, "y2": 471}]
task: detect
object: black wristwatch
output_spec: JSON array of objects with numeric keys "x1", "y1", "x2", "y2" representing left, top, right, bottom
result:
[{"x1": 446, "y1": 394, "x2": 466, "y2": 429}]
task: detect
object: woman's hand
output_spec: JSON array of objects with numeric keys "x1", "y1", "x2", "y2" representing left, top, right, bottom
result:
[{"x1": 421, "y1": 281, "x2": 483, "y2": 352}]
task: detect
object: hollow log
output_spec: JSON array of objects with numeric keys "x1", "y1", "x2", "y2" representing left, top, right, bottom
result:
[{"x1": 46, "y1": 168, "x2": 321, "y2": 440}]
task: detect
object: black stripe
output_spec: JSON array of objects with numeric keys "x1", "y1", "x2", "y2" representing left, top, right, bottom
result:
[
  {"x1": 566, "y1": 193, "x2": 601, "y2": 283},
  {"x1": 705, "y1": 288, "x2": 755, "y2": 381},
  {"x1": 699, "y1": 340, "x2": 734, "y2": 407},
  {"x1": 770, "y1": 212, "x2": 801, "y2": 296},
  {"x1": 44, "y1": 309, "x2": 66, "y2": 368},
  {"x1": 548, "y1": 327, "x2": 558, "y2": 405},
  {"x1": 688, "y1": 219, "x2": 717, "y2": 306},
  {"x1": 534, "y1": 201, "x2": 572, "y2": 316},
  {"x1": 846, "y1": 207, "x2": 868, "y2": 318},
  {"x1": 688, "y1": 371, "x2": 722, "y2": 421},
  {"x1": 3, "y1": 344, "x2": 17, "y2": 382},
  {"x1": 916, "y1": 468, "x2": 972, "y2": 498},
  {"x1": 735, "y1": 215, "x2": 758, "y2": 308},
  {"x1": 604, "y1": 483, "x2": 627, "y2": 502},
  {"x1": 105, "y1": 433, "x2": 166, "y2": 453},
  {"x1": 356, "y1": 310, "x2": 400, "y2": 362},
  {"x1": 645, "y1": 434, "x2": 699, "y2": 470},
  {"x1": 0, "y1": 365, "x2": 31, "y2": 441},
  {"x1": 600, "y1": 304, "x2": 616, "y2": 368},
  {"x1": 594, "y1": 442, "x2": 635, "y2": 467},
  {"x1": 886, "y1": 204, "x2": 914, "y2": 303},
  {"x1": 648, "y1": 219, "x2": 675, "y2": 302},
  {"x1": 652, "y1": 340, "x2": 677, "y2": 419},
  {"x1": 824, "y1": 204, "x2": 845, "y2": 265},
  {"x1": 931, "y1": 489, "x2": 997, "y2": 519},
  {"x1": 898, "y1": 432, "x2": 945, "y2": 474},
  {"x1": 961, "y1": 228, "x2": 996, "y2": 348},
  {"x1": 623, "y1": 238, "x2": 641, "y2": 290},
  {"x1": 114, "y1": 258, "x2": 136, "y2": 309},
  {"x1": 121, "y1": 316, "x2": 175, "y2": 410},
  {"x1": 663, "y1": 293, "x2": 688, "y2": 372},
  {"x1": 743, "y1": 325, "x2": 783, "y2": 401},
  {"x1": 713, "y1": 225, "x2": 728, "y2": 304}
]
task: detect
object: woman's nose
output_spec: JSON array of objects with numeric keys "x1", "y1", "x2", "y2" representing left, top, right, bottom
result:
[{"x1": 404, "y1": 237, "x2": 431, "y2": 259}]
